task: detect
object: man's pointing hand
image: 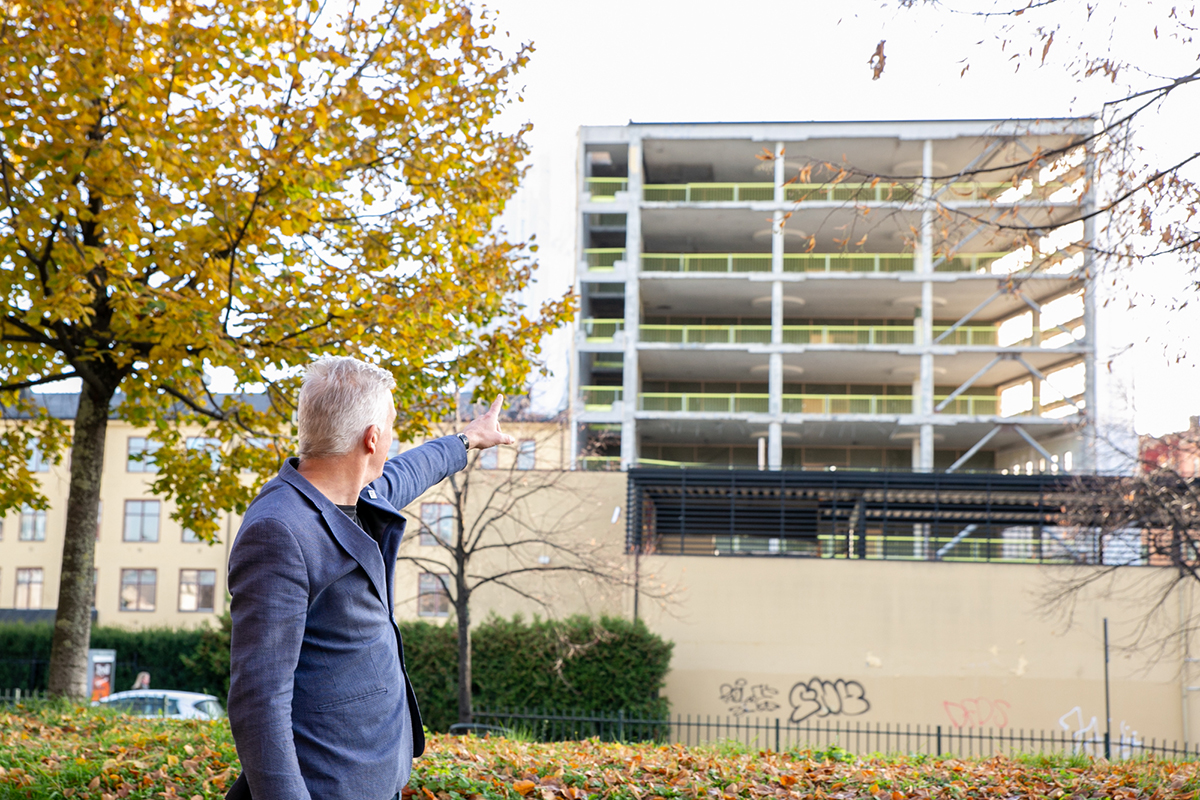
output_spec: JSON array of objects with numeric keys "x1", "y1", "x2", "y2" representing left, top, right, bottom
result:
[{"x1": 460, "y1": 395, "x2": 517, "y2": 450}]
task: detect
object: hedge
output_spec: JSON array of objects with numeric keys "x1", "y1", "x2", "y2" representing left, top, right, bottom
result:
[
  {"x1": 408, "y1": 615, "x2": 674, "y2": 732},
  {"x1": 0, "y1": 619, "x2": 229, "y2": 699},
  {"x1": 0, "y1": 614, "x2": 672, "y2": 731}
]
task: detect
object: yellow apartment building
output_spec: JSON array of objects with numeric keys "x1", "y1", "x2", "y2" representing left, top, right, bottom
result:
[{"x1": 0, "y1": 394, "x2": 574, "y2": 631}]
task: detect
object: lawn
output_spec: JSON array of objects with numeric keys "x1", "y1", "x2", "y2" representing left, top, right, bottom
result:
[{"x1": 2, "y1": 702, "x2": 1198, "y2": 799}]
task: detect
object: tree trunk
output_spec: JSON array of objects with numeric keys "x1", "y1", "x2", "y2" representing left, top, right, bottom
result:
[
  {"x1": 47, "y1": 385, "x2": 111, "y2": 697},
  {"x1": 456, "y1": 593, "x2": 472, "y2": 724}
]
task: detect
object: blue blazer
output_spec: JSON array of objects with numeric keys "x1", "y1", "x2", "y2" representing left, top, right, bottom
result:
[{"x1": 227, "y1": 437, "x2": 466, "y2": 800}]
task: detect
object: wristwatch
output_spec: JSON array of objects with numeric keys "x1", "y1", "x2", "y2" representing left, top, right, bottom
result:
[{"x1": 456, "y1": 433, "x2": 470, "y2": 451}]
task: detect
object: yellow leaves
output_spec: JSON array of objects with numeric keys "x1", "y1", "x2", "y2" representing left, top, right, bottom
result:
[{"x1": 512, "y1": 780, "x2": 537, "y2": 795}]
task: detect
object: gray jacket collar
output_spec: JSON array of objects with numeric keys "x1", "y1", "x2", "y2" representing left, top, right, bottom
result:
[{"x1": 279, "y1": 458, "x2": 389, "y2": 608}]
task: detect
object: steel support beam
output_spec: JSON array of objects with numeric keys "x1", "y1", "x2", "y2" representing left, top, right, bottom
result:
[
  {"x1": 934, "y1": 288, "x2": 1005, "y2": 344},
  {"x1": 936, "y1": 354, "x2": 1006, "y2": 412},
  {"x1": 1016, "y1": 355, "x2": 1084, "y2": 413},
  {"x1": 946, "y1": 425, "x2": 1004, "y2": 473},
  {"x1": 1014, "y1": 424, "x2": 1056, "y2": 462},
  {"x1": 936, "y1": 524, "x2": 980, "y2": 560},
  {"x1": 1019, "y1": 293, "x2": 1078, "y2": 340}
]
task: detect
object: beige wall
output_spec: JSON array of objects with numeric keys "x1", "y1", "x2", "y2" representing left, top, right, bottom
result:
[{"x1": 638, "y1": 555, "x2": 1194, "y2": 745}]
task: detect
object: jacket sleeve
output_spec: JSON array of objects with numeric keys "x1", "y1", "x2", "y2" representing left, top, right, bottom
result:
[
  {"x1": 373, "y1": 436, "x2": 467, "y2": 509},
  {"x1": 227, "y1": 517, "x2": 312, "y2": 800}
]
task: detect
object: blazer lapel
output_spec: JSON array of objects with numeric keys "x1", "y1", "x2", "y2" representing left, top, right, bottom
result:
[
  {"x1": 279, "y1": 460, "x2": 390, "y2": 609},
  {"x1": 358, "y1": 487, "x2": 409, "y2": 613}
]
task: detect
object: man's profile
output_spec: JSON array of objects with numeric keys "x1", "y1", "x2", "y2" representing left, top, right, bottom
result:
[{"x1": 226, "y1": 357, "x2": 512, "y2": 800}]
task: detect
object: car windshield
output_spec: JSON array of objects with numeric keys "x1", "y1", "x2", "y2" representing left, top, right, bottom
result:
[
  {"x1": 194, "y1": 699, "x2": 225, "y2": 718},
  {"x1": 105, "y1": 696, "x2": 180, "y2": 716}
]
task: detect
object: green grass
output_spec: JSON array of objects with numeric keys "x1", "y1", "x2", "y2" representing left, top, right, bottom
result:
[{"x1": 3, "y1": 702, "x2": 1200, "y2": 799}]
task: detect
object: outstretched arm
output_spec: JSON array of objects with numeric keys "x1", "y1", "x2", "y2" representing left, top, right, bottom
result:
[{"x1": 372, "y1": 396, "x2": 514, "y2": 508}]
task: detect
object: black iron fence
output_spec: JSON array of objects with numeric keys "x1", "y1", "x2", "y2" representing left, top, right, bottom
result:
[
  {"x1": 0, "y1": 687, "x2": 48, "y2": 705},
  {"x1": 473, "y1": 709, "x2": 1199, "y2": 761}
]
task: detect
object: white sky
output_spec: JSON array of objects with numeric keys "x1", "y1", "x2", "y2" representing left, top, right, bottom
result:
[
  {"x1": 31, "y1": 0, "x2": 1198, "y2": 438},
  {"x1": 484, "y1": 0, "x2": 1200, "y2": 436}
]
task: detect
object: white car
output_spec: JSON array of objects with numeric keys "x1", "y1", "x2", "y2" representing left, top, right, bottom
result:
[{"x1": 94, "y1": 690, "x2": 225, "y2": 720}]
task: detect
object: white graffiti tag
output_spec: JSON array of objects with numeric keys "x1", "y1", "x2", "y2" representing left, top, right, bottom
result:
[
  {"x1": 719, "y1": 678, "x2": 781, "y2": 716},
  {"x1": 788, "y1": 677, "x2": 871, "y2": 724}
]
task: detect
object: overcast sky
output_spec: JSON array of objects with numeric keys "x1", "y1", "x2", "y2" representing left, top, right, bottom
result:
[{"x1": 484, "y1": 0, "x2": 1200, "y2": 436}]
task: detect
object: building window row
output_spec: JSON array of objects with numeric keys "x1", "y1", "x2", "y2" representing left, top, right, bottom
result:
[
  {"x1": 4, "y1": 500, "x2": 208, "y2": 543},
  {"x1": 115, "y1": 568, "x2": 218, "y2": 613},
  {"x1": 475, "y1": 439, "x2": 537, "y2": 470},
  {"x1": 7, "y1": 567, "x2": 217, "y2": 613}
]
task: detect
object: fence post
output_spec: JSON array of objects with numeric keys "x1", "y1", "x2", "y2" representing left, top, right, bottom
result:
[
  {"x1": 775, "y1": 718, "x2": 780, "y2": 753},
  {"x1": 936, "y1": 725, "x2": 942, "y2": 756},
  {"x1": 619, "y1": 709, "x2": 625, "y2": 743}
]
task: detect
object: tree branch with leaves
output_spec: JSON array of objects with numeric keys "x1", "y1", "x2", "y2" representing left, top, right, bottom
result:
[{"x1": 0, "y1": 0, "x2": 571, "y2": 697}]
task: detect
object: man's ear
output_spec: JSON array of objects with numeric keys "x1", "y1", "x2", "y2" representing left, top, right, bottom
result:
[{"x1": 364, "y1": 424, "x2": 381, "y2": 454}]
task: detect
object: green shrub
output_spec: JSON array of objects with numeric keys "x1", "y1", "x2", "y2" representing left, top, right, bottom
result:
[
  {"x1": 470, "y1": 615, "x2": 673, "y2": 720},
  {"x1": 0, "y1": 613, "x2": 673, "y2": 731}
]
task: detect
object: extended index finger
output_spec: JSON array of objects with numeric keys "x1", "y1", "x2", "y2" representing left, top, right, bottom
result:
[{"x1": 487, "y1": 394, "x2": 505, "y2": 418}]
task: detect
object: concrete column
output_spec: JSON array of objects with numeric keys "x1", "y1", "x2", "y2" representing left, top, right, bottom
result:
[
  {"x1": 769, "y1": 145, "x2": 786, "y2": 472},
  {"x1": 769, "y1": 352, "x2": 783, "y2": 470},
  {"x1": 917, "y1": 139, "x2": 935, "y2": 472},
  {"x1": 1081, "y1": 144, "x2": 1099, "y2": 472},
  {"x1": 769, "y1": 421, "x2": 783, "y2": 470},
  {"x1": 620, "y1": 137, "x2": 643, "y2": 470},
  {"x1": 773, "y1": 141, "x2": 785, "y2": 202}
]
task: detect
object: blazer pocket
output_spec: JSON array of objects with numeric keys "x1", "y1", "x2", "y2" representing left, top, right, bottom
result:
[{"x1": 315, "y1": 685, "x2": 388, "y2": 712}]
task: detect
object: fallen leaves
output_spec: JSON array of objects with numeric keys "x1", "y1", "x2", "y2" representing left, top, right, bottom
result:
[{"x1": 4, "y1": 704, "x2": 1200, "y2": 799}]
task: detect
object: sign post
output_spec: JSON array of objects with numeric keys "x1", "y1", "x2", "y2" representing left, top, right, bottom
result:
[{"x1": 87, "y1": 649, "x2": 117, "y2": 702}]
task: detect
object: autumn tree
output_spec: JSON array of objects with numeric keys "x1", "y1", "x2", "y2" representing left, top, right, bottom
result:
[
  {"x1": 398, "y1": 412, "x2": 641, "y2": 725},
  {"x1": 0, "y1": 0, "x2": 571, "y2": 697}
]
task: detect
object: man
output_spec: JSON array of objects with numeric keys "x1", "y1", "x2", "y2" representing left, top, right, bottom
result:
[{"x1": 226, "y1": 357, "x2": 513, "y2": 800}]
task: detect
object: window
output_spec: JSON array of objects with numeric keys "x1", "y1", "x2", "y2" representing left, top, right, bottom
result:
[
  {"x1": 120, "y1": 569, "x2": 157, "y2": 611},
  {"x1": 478, "y1": 448, "x2": 499, "y2": 470},
  {"x1": 516, "y1": 440, "x2": 536, "y2": 470},
  {"x1": 179, "y1": 569, "x2": 216, "y2": 612},
  {"x1": 1064, "y1": 451, "x2": 1074, "y2": 471},
  {"x1": 123, "y1": 500, "x2": 160, "y2": 542},
  {"x1": 19, "y1": 505, "x2": 46, "y2": 541},
  {"x1": 419, "y1": 503, "x2": 454, "y2": 546},
  {"x1": 127, "y1": 437, "x2": 160, "y2": 473},
  {"x1": 15, "y1": 568, "x2": 43, "y2": 609},
  {"x1": 182, "y1": 527, "x2": 201, "y2": 543},
  {"x1": 417, "y1": 573, "x2": 450, "y2": 617},
  {"x1": 27, "y1": 440, "x2": 49, "y2": 472}
]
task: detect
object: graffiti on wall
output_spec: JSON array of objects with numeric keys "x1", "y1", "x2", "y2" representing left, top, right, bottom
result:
[
  {"x1": 720, "y1": 679, "x2": 781, "y2": 716},
  {"x1": 942, "y1": 698, "x2": 1011, "y2": 729},
  {"x1": 789, "y1": 678, "x2": 871, "y2": 724},
  {"x1": 718, "y1": 677, "x2": 871, "y2": 721},
  {"x1": 1058, "y1": 706, "x2": 1143, "y2": 758}
]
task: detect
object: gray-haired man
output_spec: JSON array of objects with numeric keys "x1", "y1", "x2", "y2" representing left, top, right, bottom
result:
[{"x1": 226, "y1": 357, "x2": 512, "y2": 800}]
